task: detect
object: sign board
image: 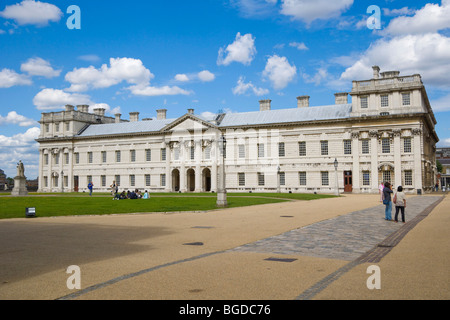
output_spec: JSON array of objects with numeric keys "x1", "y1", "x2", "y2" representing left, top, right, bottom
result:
[{"x1": 26, "y1": 208, "x2": 36, "y2": 218}]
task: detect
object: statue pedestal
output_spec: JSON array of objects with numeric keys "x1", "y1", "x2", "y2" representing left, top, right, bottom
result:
[{"x1": 11, "y1": 176, "x2": 28, "y2": 197}]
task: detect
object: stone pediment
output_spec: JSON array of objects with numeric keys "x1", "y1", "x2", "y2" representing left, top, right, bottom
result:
[{"x1": 161, "y1": 114, "x2": 218, "y2": 133}]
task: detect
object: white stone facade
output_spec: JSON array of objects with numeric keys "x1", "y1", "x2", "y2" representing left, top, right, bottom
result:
[{"x1": 36, "y1": 68, "x2": 439, "y2": 194}]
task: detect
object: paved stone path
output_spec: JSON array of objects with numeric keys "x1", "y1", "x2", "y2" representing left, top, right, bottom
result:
[{"x1": 232, "y1": 196, "x2": 443, "y2": 262}]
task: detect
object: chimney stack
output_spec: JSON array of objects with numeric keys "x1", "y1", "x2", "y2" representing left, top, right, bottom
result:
[
  {"x1": 157, "y1": 109, "x2": 167, "y2": 120},
  {"x1": 94, "y1": 108, "x2": 106, "y2": 117},
  {"x1": 115, "y1": 113, "x2": 122, "y2": 124},
  {"x1": 129, "y1": 112, "x2": 140, "y2": 122},
  {"x1": 335, "y1": 93, "x2": 349, "y2": 105},
  {"x1": 188, "y1": 109, "x2": 194, "y2": 115},
  {"x1": 65, "y1": 105, "x2": 75, "y2": 112},
  {"x1": 77, "y1": 105, "x2": 90, "y2": 113},
  {"x1": 297, "y1": 96, "x2": 310, "y2": 108},
  {"x1": 259, "y1": 100, "x2": 272, "y2": 112},
  {"x1": 373, "y1": 66, "x2": 380, "y2": 79}
]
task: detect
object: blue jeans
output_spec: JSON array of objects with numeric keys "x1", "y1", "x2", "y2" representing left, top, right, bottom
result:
[{"x1": 385, "y1": 201, "x2": 392, "y2": 220}]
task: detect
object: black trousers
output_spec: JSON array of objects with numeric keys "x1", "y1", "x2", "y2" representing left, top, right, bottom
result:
[{"x1": 395, "y1": 206, "x2": 405, "y2": 222}]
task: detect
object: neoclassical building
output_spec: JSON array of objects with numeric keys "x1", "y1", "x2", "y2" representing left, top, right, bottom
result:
[{"x1": 36, "y1": 67, "x2": 439, "y2": 194}]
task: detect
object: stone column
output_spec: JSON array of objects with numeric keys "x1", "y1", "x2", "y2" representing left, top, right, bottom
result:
[
  {"x1": 393, "y1": 130, "x2": 402, "y2": 188},
  {"x1": 165, "y1": 141, "x2": 172, "y2": 192},
  {"x1": 38, "y1": 149, "x2": 44, "y2": 192},
  {"x1": 370, "y1": 130, "x2": 379, "y2": 192},
  {"x1": 195, "y1": 140, "x2": 202, "y2": 192},
  {"x1": 211, "y1": 139, "x2": 218, "y2": 192},
  {"x1": 180, "y1": 141, "x2": 187, "y2": 193},
  {"x1": 412, "y1": 129, "x2": 423, "y2": 192},
  {"x1": 352, "y1": 131, "x2": 360, "y2": 193}
]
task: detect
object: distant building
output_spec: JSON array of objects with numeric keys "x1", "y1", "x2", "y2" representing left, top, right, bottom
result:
[
  {"x1": 36, "y1": 67, "x2": 439, "y2": 194},
  {"x1": 0, "y1": 169, "x2": 6, "y2": 191},
  {"x1": 437, "y1": 148, "x2": 450, "y2": 190}
]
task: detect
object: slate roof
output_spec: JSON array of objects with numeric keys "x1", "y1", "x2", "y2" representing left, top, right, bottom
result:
[{"x1": 77, "y1": 104, "x2": 353, "y2": 137}]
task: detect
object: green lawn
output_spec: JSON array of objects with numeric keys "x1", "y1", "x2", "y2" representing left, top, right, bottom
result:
[{"x1": 0, "y1": 193, "x2": 336, "y2": 220}]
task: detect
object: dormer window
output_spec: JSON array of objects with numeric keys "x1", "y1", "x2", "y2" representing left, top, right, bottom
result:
[{"x1": 381, "y1": 95, "x2": 389, "y2": 108}]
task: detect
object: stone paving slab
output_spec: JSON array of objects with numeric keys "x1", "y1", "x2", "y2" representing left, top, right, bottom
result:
[{"x1": 232, "y1": 196, "x2": 443, "y2": 261}]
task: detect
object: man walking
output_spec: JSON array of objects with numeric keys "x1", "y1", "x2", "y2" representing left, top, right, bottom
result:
[{"x1": 88, "y1": 181, "x2": 94, "y2": 197}]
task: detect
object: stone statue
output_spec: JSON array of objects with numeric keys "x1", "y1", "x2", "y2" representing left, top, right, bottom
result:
[{"x1": 17, "y1": 161, "x2": 25, "y2": 178}]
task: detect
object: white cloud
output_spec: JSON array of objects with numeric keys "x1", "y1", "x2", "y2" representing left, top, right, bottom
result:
[
  {"x1": 33, "y1": 88, "x2": 92, "y2": 110},
  {"x1": 438, "y1": 138, "x2": 450, "y2": 147},
  {"x1": 20, "y1": 57, "x2": 61, "y2": 78},
  {"x1": 383, "y1": 7, "x2": 415, "y2": 17},
  {"x1": 175, "y1": 74, "x2": 190, "y2": 82},
  {"x1": 280, "y1": 0, "x2": 354, "y2": 25},
  {"x1": 383, "y1": 1, "x2": 450, "y2": 36},
  {"x1": 129, "y1": 85, "x2": 192, "y2": 97},
  {"x1": 262, "y1": 55, "x2": 297, "y2": 90},
  {"x1": 302, "y1": 67, "x2": 328, "y2": 85},
  {"x1": 0, "y1": 0, "x2": 63, "y2": 26},
  {"x1": 0, "y1": 111, "x2": 36, "y2": 127},
  {"x1": 232, "y1": 76, "x2": 269, "y2": 96},
  {"x1": 217, "y1": 32, "x2": 257, "y2": 66},
  {"x1": 198, "y1": 70, "x2": 215, "y2": 82},
  {"x1": 0, "y1": 68, "x2": 32, "y2": 88},
  {"x1": 340, "y1": 33, "x2": 450, "y2": 88},
  {"x1": 289, "y1": 42, "x2": 309, "y2": 50},
  {"x1": 230, "y1": 0, "x2": 279, "y2": 17},
  {"x1": 65, "y1": 57, "x2": 153, "y2": 92},
  {"x1": 0, "y1": 127, "x2": 40, "y2": 147}
]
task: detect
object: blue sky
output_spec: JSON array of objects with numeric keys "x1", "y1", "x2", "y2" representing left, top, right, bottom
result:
[{"x1": 0, "y1": 0, "x2": 449, "y2": 179}]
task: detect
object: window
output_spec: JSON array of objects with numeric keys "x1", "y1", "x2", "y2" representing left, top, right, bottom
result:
[
  {"x1": 174, "y1": 148, "x2": 180, "y2": 161},
  {"x1": 299, "y1": 142, "x2": 306, "y2": 157},
  {"x1": 361, "y1": 96, "x2": 368, "y2": 109},
  {"x1": 238, "y1": 145, "x2": 245, "y2": 159},
  {"x1": 161, "y1": 148, "x2": 167, "y2": 161},
  {"x1": 279, "y1": 172, "x2": 286, "y2": 186},
  {"x1": 45, "y1": 124, "x2": 49, "y2": 133},
  {"x1": 66, "y1": 122, "x2": 70, "y2": 131},
  {"x1": 146, "y1": 149, "x2": 151, "y2": 162},
  {"x1": 145, "y1": 174, "x2": 151, "y2": 187},
  {"x1": 404, "y1": 171, "x2": 413, "y2": 186},
  {"x1": 344, "y1": 140, "x2": 352, "y2": 155},
  {"x1": 102, "y1": 151, "x2": 107, "y2": 163},
  {"x1": 75, "y1": 153, "x2": 80, "y2": 164},
  {"x1": 44, "y1": 176, "x2": 48, "y2": 187},
  {"x1": 278, "y1": 143, "x2": 285, "y2": 157},
  {"x1": 54, "y1": 153, "x2": 59, "y2": 165},
  {"x1": 55, "y1": 123, "x2": 60, "y2": 132},
  {"x1": 321, "y1": 172, "x2": 329, "y2": 186},
  {"x1": 362, "y1": 140, "x2": 370, "y2": 154},
  {"x1": 238, "y1": 173, "x2": 245, "y2": 186},
  {"x1": 258, "y1": 144, "x2": 265, "y2": 158},
  {"x1": 321, "y1": 141, "x2": 328, "y2": 156},
  {"x1": 381, "y1": 95, "x2": 389, "y2": 107},
  {"x1": 116, "y1": 151, "x2": 121, "y2": 163},
  {"x1": 363, "y1": 171, "x2": 370, "y2": 186},
  {"x1": 299, "y1": 172, "x2": 307, "y2": 186},
  {"x1": 44, "y1": 154, "x2": 49, "y2": 165},
  {"x1": 54, "y1": 176, "x2": 59, "y2": 187},
  {"x1": 115, "y1": 175, "x2": 121, "y2": 187},
  {"x1": 190, "y1": 146, "x2": 195, "y2": 160},
  {"x1": 130, "y1": 175, "x2": 135, "y2": 187},
  {"x1": 161, "y1": 174, "x2": 166, "y2": 187},
  {"x1": 101, "y1": 175, "x2": 106, "y2": 187},
  {"x1": 88, "y1": 152, "x2": 93, "y2": 164},
  {"x1": 65, "y1": 153, "x2": 69, "y2": 165},
  {"x1": 382, "y1": 138, "x2": 391, "y2": 154},
  {"x1": 383, "y1": 171, "x2": 392, "y2": 184},
  {"x1": 64, "y1": 176, "x2": 69, "y2": 188},
  {"x1": 87, "y1": 176, "x2": 93, "y2": 184},
  {"x1": 403, "y1": 138, "x2": 412, "y2": 153},
  {"x1": 402, "y1": 93, "x2": 411, "y2": 106},
  {"x1": 258, "y1": 173, "x2": 265, "y2": 186},
  {"x1": 130, "y1": 150, "x2": 136, "y2": 162}
]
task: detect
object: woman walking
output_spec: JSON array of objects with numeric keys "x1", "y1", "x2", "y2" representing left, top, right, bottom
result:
[
  {"x1": 394, "y1": 186, "x2": 407, "y2": 223},
  {"x1": 383, "y1": 182, "x2": 394, "y2": 221}
]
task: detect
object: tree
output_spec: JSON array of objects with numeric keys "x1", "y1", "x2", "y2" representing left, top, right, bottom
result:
[{"x1": 437, "y1": 160, "x2": 443, "y2": 173}]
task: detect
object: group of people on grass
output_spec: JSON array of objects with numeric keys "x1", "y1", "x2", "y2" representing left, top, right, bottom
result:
[
  {"x1": 379, "y1": 182, "x2": 407, "y2": 223},
  {"x1": 110, "y1": 181, "x2": 150, "y2": 200}
]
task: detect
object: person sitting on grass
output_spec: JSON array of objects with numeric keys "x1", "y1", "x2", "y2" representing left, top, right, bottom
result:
[
  {"x1": 143, "y1": 190, "x2": 150, "y2": 199},
  {"x1": 113, "y1": 192, "x2": 120, "y2": 200},
  {"x1": 119, "y1": 191, "x2": 127, "y2": 200}
]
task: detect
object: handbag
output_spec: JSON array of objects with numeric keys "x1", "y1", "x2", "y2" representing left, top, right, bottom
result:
[{"x1": 383, "y1": 199, "x2": 389, "y2": 205}]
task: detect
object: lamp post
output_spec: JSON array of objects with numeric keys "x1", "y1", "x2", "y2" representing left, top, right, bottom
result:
[
  {"x1": 277, "y1": 165, "x2": 281, "y2": 193},
  {"x1": 217, "y1": 134, "x2": 228, "y2": 207},
  {"x1": 61, "y1": 171, "x2": 64, "y2": 193},
  {"x1": 334, "y1": 158, "x2": 340, "y2": 196}
]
